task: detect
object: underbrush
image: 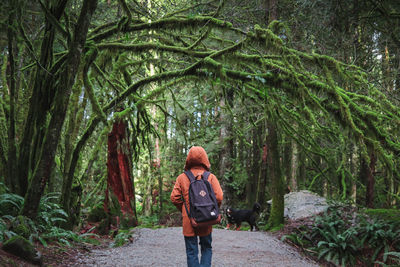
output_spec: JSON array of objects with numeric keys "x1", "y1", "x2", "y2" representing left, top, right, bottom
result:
[
  {"x1": 281, "y1": 204, "x2": 400, "y2": 267},
  {"x1": 0, "y1": 191, "x2": 99, "y2": 248}
]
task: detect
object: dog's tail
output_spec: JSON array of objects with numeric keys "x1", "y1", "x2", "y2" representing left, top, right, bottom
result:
[{"x1": 253, "y1": 202, "x2": 261, "y2": 213}]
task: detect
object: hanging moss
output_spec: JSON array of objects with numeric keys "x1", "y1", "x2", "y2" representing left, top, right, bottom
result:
[{"x1": 59, "y1": 11, "x2": 400, "y2": 226}]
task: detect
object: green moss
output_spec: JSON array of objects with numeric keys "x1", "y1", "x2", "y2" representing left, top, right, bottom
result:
[
  {"x1": 88, "y1": 205, "x2": 107, "y2": 223},
  {"x1": 266, "y1": 224, "x2": 284, "y2": 232},
  {"x1": 10, "y1": 216, "x2": 31, "y2": 239},
  {"x1": 14, "y1": 224, "x2": 30, "y2": 239},
  {"x1": 364, "y1": 209, "x2": 400, "y2": 223}
]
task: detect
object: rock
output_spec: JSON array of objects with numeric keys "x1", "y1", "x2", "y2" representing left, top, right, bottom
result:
[
  {"x1": 284, "y1": 190, "x2": 328, "y2": 220},
  {"x1": 2, "y1": 235, "x2": 42, "y2": 266},
  {"x1": 10, "y1": 215, "x2": 32, "y2": 239}
]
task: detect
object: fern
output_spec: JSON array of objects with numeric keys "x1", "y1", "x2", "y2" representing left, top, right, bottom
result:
[
  {"x1": 315, "y1": 227, "x2": 359, "y2": 267},
  {"x1": 310, "y1": 209, "x2": 360, "y2": 266},
  {"x1": 375, "y1": 252, "x2": 400, "y2": 266},
  {"x1": 111, "y1": 229, "x2": 134, "y2": 247},
  {"x1": 357, "y1": 217, "x2": 400, "y2": 264},
  {"x1": 281, "y1": 226, "x2": 312, "y2": 248},
  {"x1": 0, "y1": 192, "x2": 100, "y2": 248},
  {"x1": 138, "y1": 215, "x2": 161, "y2": 228},
  {"x1": 0, "y1": 193, "x2": 24, "y2": 216},
  {"x1": 36, "y1": 193, "x2": 68, "y2": 231},
  {"x1": 0, "y1": 182, "x2": 8, "y2": 194}
]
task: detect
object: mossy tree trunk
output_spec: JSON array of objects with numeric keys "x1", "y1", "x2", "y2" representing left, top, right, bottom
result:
[
  {"x1": 266, "y1": 118, "x2": 284, "y2": 229},
  {"x1": 6, "y1": 1, "x2": 18, "y2": 194},
  {"x1": 21, "y1": 0, "x2": 98, "y2": 219}
]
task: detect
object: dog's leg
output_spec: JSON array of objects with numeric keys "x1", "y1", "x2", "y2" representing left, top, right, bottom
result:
[{"x1": 225, "y1": 223, "x2": 231, "y2": 230}]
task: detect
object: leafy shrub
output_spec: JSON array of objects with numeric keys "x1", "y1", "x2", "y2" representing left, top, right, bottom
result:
[{"x1": 311, "y1": 210, "x2": 359, "y2": 266}]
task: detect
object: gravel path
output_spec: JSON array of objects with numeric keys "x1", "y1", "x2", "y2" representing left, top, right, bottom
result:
[{"x1": 77, "y1": 227, "x2": 319, "y2": 267}]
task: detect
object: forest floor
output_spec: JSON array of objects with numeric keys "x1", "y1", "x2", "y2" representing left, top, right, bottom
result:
[{"x1": 0, "y1": 220, "x2": 327, "y2": 266}]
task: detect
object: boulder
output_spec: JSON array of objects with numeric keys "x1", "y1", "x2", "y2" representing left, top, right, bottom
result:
[
  {"x1": 2, "y1": 235, "x2": 42, "y2": 265},
  {"x1": 284, "y1": 190, "x2": 329, "y2": 220}
]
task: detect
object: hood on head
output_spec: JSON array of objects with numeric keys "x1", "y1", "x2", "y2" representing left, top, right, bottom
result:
[{"x1": 184, "y1": 146, "x2": 210, "y2": 171}]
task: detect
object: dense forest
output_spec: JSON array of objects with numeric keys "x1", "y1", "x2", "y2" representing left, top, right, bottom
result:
[{"x1": 0, "y1": 0, "x2": 399, "y2": 266}]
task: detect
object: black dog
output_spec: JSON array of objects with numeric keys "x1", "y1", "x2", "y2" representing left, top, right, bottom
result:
[{"x1": 225, "y1": 202, "x2": 261, "y2": 231}]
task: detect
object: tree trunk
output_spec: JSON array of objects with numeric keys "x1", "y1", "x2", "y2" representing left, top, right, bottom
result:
[
  {"x1": 257, "y1": 141, "x2": 268, "y2": 205},
  {"x1": 283, "y1": 137, "x2": 292, "y2": 192},
  {"x1": 266, "y1": 119, "x2": 284, "y2": 229},
  {"x1": 17, "y1": 1, "x2": 69, "y2": 198},
  {"x1": 360, "y1": 148, "x2": 376, "y2": 208},
  {"x1": 6, "y1": 2, "x2": 18, "y2": 193},
  {"x1": 218, "y1": 88, "x2": 234, "y2": 207},
  {"x1": 61, "y1": 68, "x2": 87, "y2": 194},
  {"x1": 366, "y1": 151, "x2": 376, "y2": 208},
  {"x1": 290, "y1": 140, "x2": 298, "y2": 191},
  {"x1": 246, "y1": 125, "x2": 260, "y2": 205},
  {"x1": 349, "y1": 142, "x2": 357, "y2": 204},
  {"x1": 22, "y1": 0, "x2": 98, "y2": 219},
  {"x1": 264, "y1": 0, "x2": 278, "y2": 23},
  {"x1": 105, "y1": 120, "x2": 137, "y2": 228},
  {"x1": 298, "y1": 148, "x2": 306, "y2": 187}
]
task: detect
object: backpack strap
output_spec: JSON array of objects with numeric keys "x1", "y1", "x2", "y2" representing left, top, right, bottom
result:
[
  {"x1": 182, "y1": 170, "x2": 194, "y2": 218},
  {"x1": 184, "y1": 170, "x2": 210, "y2": 182},
  {"x1": 202, "y1": 171, "x2": 210, "y2": 181},
  {"x1": 184, "y1": 170, "x2": 196, "y2": 182}
]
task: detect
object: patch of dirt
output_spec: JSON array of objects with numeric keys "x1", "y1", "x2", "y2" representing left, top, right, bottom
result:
[
  {"x1": 0, "y1": 237, "x2": 112, "y2": 267},
  {"x1": 272, "y1": 217, "x2": 315, "y2": 240}
]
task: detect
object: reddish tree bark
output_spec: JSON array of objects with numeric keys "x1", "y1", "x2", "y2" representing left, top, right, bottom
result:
[{"x1": 105, "y1": 120, "x2": 137, "y2": 227}]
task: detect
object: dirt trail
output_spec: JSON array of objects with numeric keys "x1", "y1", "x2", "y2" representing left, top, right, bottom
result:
[{"x1": 76, "y1": 227, "x2": 319, "y2": 267}]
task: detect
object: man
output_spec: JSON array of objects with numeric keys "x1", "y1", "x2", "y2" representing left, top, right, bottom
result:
[{"x1": 171, "y1": 146, "x2": 223, "y2": 267}]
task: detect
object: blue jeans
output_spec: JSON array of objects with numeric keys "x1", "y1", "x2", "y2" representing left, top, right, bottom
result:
[{"x1": 184, "y1": 234, "x2": 212, "y2": 267}]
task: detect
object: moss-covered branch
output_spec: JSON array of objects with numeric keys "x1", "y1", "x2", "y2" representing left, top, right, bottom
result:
[{"x1": 97, "y1": 42, "x2": 212, "y2": 58}]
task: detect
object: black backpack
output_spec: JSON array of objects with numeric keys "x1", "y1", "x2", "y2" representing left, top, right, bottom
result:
[{"x1": 183, "y1": 170, "x2": 221, "y2": 228}]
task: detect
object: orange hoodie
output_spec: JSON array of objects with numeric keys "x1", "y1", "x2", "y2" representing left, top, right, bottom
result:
[{"x1": 170, "y1": 146, "x2": 223, "y2": 237}]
